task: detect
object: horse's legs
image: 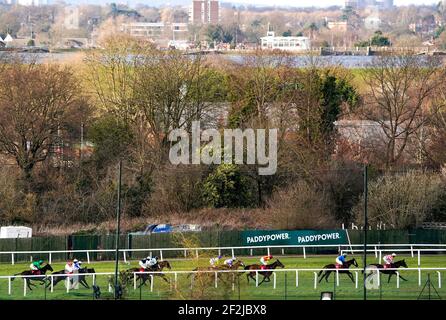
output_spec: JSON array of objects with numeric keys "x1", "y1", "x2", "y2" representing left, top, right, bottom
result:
[
  {"x1": 388, "y1": 273, "x2": 392, "y2": 283},
  {"x1": 347, "y1": 272, "x2": 354, "y2": 283},
  {"x1": 399, "y1": 274, "x2": 408, "y2": 281}
]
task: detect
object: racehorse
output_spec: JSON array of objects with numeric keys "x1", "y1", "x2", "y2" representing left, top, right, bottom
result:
[
  {"x1": 367, "y1": 259, "x2": 408, "y2": 283},
  {"x1": 11, "y1": 264, "x2": 54, "y2": 290},
  {"x1": 244, "y1": 260, "x2": 285, "y2": 286},
  {"x1": 125, "y1": 260, "x2": 172, "y2": 288},
  {"x1": 318, "y1": 258, "x2": 358, "y2": 283},
  {"x1": 46, "y1": 267, "x2": 96, "y2": 289}
]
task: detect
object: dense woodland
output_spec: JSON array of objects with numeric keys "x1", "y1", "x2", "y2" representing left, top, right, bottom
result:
[{"x1": 1, "y1": 38, "x2": 446, "y2": 234}]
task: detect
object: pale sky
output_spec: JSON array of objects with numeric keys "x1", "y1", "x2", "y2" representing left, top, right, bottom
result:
[{"x1": 226, "y1": 0, "x2": 439, "y2": 7}]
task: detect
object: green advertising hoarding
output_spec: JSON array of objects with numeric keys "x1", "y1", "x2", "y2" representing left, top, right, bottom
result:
[{"x1": 242, "y1": 229, "x2": 348, "y2": 246}]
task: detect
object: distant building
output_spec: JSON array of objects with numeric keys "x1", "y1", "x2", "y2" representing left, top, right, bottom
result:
[
  {"x1": 345, "y1": 0, "x2": 393, "y2": 10},
  {"x1": 189, "y1": 0, "x2": 220, "y2": 25},
  {"x1": 64, "y1": 6, "x2": 79, "y2": 30},
  {"x1": 327, "y1": 21, "x2": 352, "y2": 33},
  {"x1": 364, "y1": 8, "x2": 381, "y2": 30},
  {"x1": 261, "y1": 31, "x2": 311, "y2": 51},
  {"x1": 121, "y1": 22, "x2": 189, "y2": 41},
  {"x1": 6, "y1": 0, "x2": 48, "y2": 7},
  {"x1": 122, "y1": 22, "x2": 165, "y2": 39}
]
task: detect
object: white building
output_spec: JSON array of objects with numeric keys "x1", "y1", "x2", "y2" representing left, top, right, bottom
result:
[
  {"x1": 261, "y1": 31, "x2": 311, "y2": 51},
  {"x1": 364, "y1": 8, "x2": 381, "y2": 31},
  {"x1": 16, "y1": 0, "x2": 47, "y2": 6},
  {"x1": 121, "y1": 22, "x2": 165, "y2": 39},
  {"x1": 64, "y1": 6, "x2": 80, "y2": 30}
]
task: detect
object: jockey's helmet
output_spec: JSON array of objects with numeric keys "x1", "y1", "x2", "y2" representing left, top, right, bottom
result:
[
  {"x1": 73, "y1": 259, "x2": 78, "y2": 263},
  {"x1": 218, "y1": 255, "x2": 222, "y2": 259},
  {"x1": 392, "y1": 253, "x2": 396, "y2": 256}
]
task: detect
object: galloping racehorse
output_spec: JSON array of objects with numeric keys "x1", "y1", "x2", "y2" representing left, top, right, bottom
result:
[
  {"x1": 11, "y1": 264, "x2": 54, "y2": 290},
  {"x1": 244, "y1": 260, "x2": 285, "y2": 286},
  {"x1": 125, "y1": 260, "x2": 172, "y2": 287},
  {"x1": 368, "y1": 259, "x2": 408, "y2": 283},
  {"x1": 318, "y1": 258, "x2": 358, "y2": 283},
  {"x1": 47, "y1": 267, "x2": 96, "y2": 289}
]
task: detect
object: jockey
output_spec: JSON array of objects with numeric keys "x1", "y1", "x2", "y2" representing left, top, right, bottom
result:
[
  {"x1": 139, "y1": 256, "x2": 152, "y2": 272},
  {"x1": 30, "y1": 259, "x2": 44, "y2": 275},
  {"x1": 210, "y1": 255, "x2": 222, "y2": 267},
  {"x1": 148, "y1": 256, "x2": 159, "y2": 270},
  {"x1": 65, "y1": 259, "x2": 74, "y2": 274},
  {"x1": 73, "y1": 259, "x2": 83, "y2": 271},
  {"x1": 224, "y1": 257, "x2": 237, "y2": 268},
  {"x1": 383, "y1": 253, "x2": 396, "y2": 268},
  {"x1": 335, "y1": 253, "x2": 347, "y2": 269},
  {"x1": 260, "y1": 255, "x2": 273, "y2": 270}
]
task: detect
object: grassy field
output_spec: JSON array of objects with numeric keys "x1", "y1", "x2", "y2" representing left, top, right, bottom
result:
[{"x1": 0, "y1": 254, "x2": 445, "y2": 300}]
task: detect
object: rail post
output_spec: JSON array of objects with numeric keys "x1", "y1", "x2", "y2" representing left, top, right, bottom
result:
[
  {"x1": 66, "y1": 277, "x2": 70, "y2": 293},
  {"x1": 218, "y1": 248, "x2": 221, "y2": 256},
  {"x1": 378, "y1": 250, "x2": 382, "y2": 263},
  {"x1": 195, "y1": 249, "x2": 199, "y2": 259},
  {"x1": 51, "y1": 275, "x2": 54, "y2": 293},
  {"x1": 160, "y1": 250, "x2": 163, "y2": 261},
  {"x1": 267, "y1": 247, "x2": 270, "y2": 256},
  {"x1": 123, "y1": 251, "x2": 127, "y2": 263},
  {"x1": 255, "y1": 271, "x2": 259, "y2": 287},
  {"x1": 377, "y1": 269, "x2": 380, "y2": 287},
  {"x1": 273, "y1": 272, "x2": 276, "y2": 289},
  {"x1": 24, "y1": 278, "x2": 27, "y2": 297},
  {"x1": 184, "y1": 250, "x2": 187, "y2": 258},
  {"x1": 417, "y1": 250, "x2": 421, "y2": 266},
  {"x1": 86, "y1": 251, "x2": 90, "y2": 264},
  {"x1": 303, "y1": 247, "x2": 306, "y2": 259},
  {"x1": 11, "y1": 253, "x2": 14, "y2": 265},
  {"x1": 49, "y1": 252, "x2": 52, "y2": 264},
  {"x1": 281, "y1": 248, "x2": 285, "y2": 255},
  {"x1": 437, "y1": 271, "x2": 441, "y2": 289},
  {"x1": 410, "y1": 246, "x2": 414, "y2": 258},
  {"x1": 336, "y1": 269, "x2": 339, "y2": 286},
  {"x1": 355, "y1": 271, "x2": 358, "y2": 289},
  {"x1": 396, "y1": 272, "x2": 400, "y2": 288},
  {"x1": 295, "y1": 270, "x2": 299, "y2": 287},
  {"x1": 250, "y1": 248, "x2": 253, "y2": 256},
  {"x1": 231, "y1": 248, "x2": 235, "y2": 259},
  {"x1": 8, "y1": 277, "x2": 11, "y2": 295},
  {"x1": 418, "y1": 268, "x2": 421, "y2": 287},
  {"x1": 134, "y1": 274, "x2": 137, "y2": 290},
  {"x1": 215, "y1": 272, "x2": 218, "y2": 288},
  {"x1": 314, "y1": 272, "x2": 317, "y2": 289},
  {"x1": 374, "y1": 246, "x2": 377, "y2": 258},
  {"x1": 174, "y1": 272, "x2": 178, "y2": 290},
  {"x1": 92, "y1": 273, "x2": 96, "y2": 286},
  {"x1": 150, "y1": 275, "x2": 154, "y2": 292}
]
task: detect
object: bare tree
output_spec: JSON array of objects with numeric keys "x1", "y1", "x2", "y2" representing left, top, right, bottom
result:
[
  {"x1": 361, "y1": 55, "x2": 446, "y2": 168},
  {"x1": 0, "y1": 61, "x2": 82, "y2": 188}
]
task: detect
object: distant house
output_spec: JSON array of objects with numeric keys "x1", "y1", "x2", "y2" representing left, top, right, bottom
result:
[
  {"x1": 261, "y1": 31, "x2": 311, "y2": 51},
  {"x1": 364, "y1": 9, "x2": 381, "y2": 31},
  {"x1": 327, "y1": 21, "x2": 352, "y2": 33}
]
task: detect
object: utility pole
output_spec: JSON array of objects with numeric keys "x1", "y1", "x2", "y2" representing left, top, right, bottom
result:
[
  {"x1": 114, "y1": 160, "x2": 122, "y2": 300},
  {"x1": 363, "y1": 163, "x2": 368, "y2": 300}
]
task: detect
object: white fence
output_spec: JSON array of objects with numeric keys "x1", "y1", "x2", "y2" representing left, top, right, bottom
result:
[
  {"x1": 1, "y1": 243, "x2": 446, "y2": 265},
  {"x1": 1, "y1": 267, "x2": 444, "y2": 298}
]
